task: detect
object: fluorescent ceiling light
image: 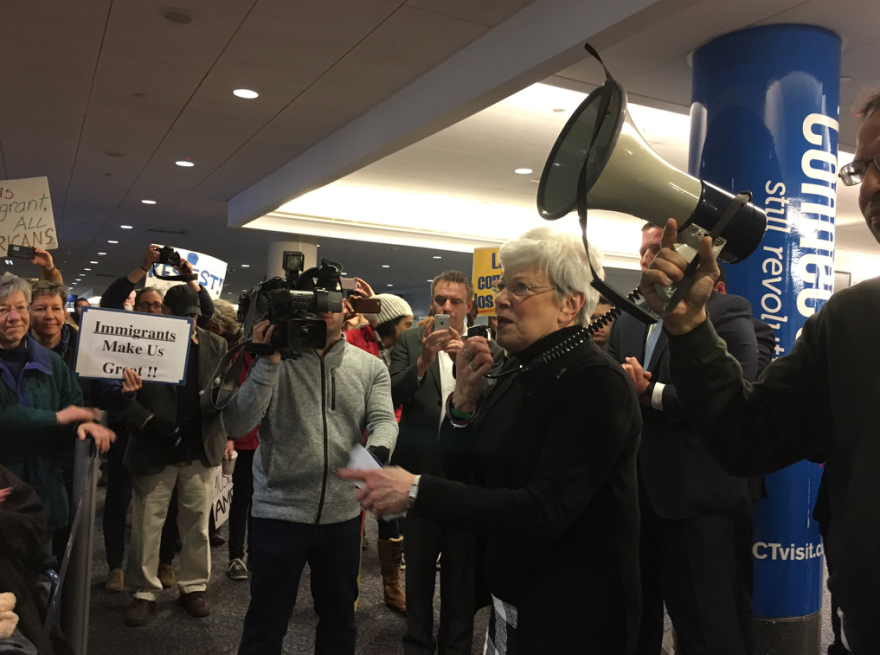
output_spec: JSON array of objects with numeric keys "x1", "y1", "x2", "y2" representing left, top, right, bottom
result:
[
  {"x1": 121, "y1": 225, "x2": 133, "y2": 230},
  {"x1": 84, "y1": 268, "x2": 91, "y2": 271},
  {"x1": 241, "y1": 264, "x2": 250, "y2": 268},
  {"x1": 233, "y1": 89, "x2": 259, "y2": 99},
  {"x1": 433, "y1": 256, "x2": 442, "y2": 259},
  {"x1": 514, "y1": 168, "x2": 532, "y2": 175},
  {"x1": 90, "y1": 261, "x2": 98, "y2": 264},
  {"x1": 176, "y1": 160, "x2": 195, "y2": 167},
  {"x1": 108, "y1": 240, "x2": 118, "y2": 244},
  {"x1": 387, "y1": 284, "x2": 393, "y2": 287},
  {"x1": 142, "y1": 199, "x2": 157, "y2": 205},
  {"x1": 98, "y1": 252, "x2": 106, "y2": 255},
  {"x1": 381, "y1": 264, "x2": 390, "y2": 268}
]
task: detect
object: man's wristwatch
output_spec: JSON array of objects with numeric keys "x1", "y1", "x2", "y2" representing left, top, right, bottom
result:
[
  {"x1": 408, "y1": 475, "x2": 421, "y2": 507},
  {"x1": 639, "y1": 381, "x2": 656, "y2": 406}
]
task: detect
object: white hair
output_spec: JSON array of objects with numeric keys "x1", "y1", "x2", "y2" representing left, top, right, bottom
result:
[
  {"x1": 0, "y1": 272, "x2": 32, "y2": 305},
  {"x1": 498, "y1": 226, "x2": 605, "y2": 327}
]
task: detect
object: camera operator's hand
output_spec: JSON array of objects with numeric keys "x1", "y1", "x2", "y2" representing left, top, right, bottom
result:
[
  {"x1": 31, "y1": 247, "x2": 55, "y2": 273},
  {"x1": 639, "y1": 219, "x2": 717, "y2": 335},
  {"x1": 174, "y1": 258, "x2": 200, "y2": 289},
  {"x1": 56, "y1": 406, "x2": 101, "y2": 426},
  {"x1": 252, "y1": 320, "x2": 281, "y2": 362},
  {"x1": 122, "y1": 368, "x2": 143, "y2": 397},
  {"x1": 452, "y1": 337, "x2": 493, "y2": 415},
  {"x1": 77, "y1": 422, "x2": 116, "y2": 454},
  {"x1": 342, "y1": 298, "x2": 362, "y2": 331},
  {"x1": 417, "y1": 319, "x2": 453, "y2": 378}
]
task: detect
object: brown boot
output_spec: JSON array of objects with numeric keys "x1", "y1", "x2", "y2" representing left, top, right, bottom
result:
[
  {"x1": 178, "y1": 590, "x2": 211, "y2": 618},
  {"x1": 377, "y1": 536, "x2": 406, "y2": 614},
  {"x1": 124, "y1": 598, "x2": 155, "y2": 627}
]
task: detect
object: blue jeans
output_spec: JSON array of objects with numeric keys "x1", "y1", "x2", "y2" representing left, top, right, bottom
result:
[{"x1": 237, "y1": 516, "x2": 362, "y2": 655}]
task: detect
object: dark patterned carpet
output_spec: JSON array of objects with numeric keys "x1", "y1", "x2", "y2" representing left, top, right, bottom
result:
[{"x1": 87, "y1": 488, "x2": 489, "y2": 655}]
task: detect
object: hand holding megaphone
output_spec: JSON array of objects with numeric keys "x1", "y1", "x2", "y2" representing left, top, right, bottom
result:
[{"x1": 639, "y1": 218, "x2": 720, "y2": 335}]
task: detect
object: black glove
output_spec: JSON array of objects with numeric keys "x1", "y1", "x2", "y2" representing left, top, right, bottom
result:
[{"x1": 367, "y1": 446, "x2": 390, "y2": 466}]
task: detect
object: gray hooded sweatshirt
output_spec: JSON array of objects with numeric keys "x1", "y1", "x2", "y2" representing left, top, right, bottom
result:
[{"x1": 221, "y1": 336, "x2": 398, "y2": 525}]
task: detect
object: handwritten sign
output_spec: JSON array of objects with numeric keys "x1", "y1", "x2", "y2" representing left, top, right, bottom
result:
[
  {"x1": 0, "y1": 176, "x2": 56, "y2": 257},
  {"x1": 145, "y1": 247, "x2": 227, "y2": 300},
  {"x1": 472, "y1": 247, "x2": 502, "y2": 316},
  {"x1": 211, "y1": 471, "x2": 233, "y2": 528},
  {"x1": 74, "y1": 307, "x2": 193, "y2": 385}
]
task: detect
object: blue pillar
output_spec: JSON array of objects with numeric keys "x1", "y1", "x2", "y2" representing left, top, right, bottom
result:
[{"x1": 690, "y1": 25, "x2": 841, "y2": 651}]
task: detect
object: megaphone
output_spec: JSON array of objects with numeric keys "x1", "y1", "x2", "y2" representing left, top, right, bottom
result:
[{"x1": 537, "y1": 48, "x2": 767, "y2": 322}]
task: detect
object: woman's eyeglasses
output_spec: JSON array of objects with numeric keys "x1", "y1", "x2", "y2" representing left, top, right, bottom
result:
[
  {"x1": 491, "y1": 280, "x2": 558, "y2": 298},
  {"x1": 838, "y1": 151, "x2": 880, "y2": 186}
]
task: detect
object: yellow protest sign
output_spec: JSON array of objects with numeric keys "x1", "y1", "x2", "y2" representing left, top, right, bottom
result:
[
  {"x1": 0, "y1": 176, "x2": 57, "y2": 256},
  {"x1": 472, "y1": 246, "x2": 502, "y2": 316}
]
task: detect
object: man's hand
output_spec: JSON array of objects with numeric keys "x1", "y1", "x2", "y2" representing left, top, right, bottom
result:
[
  {"x1": 31, "y1": 247, "x2": 55, "y2": 272},
  {"x1": 224, "y1": 440, "x2": 236, "y2": 460},
  {"x1": 141, "y1": 245, "x2": 161, "y2": 272},
  {"x1": 452, "y1": 337, "x2": 493, "y2": 415},
  {"x1": 77, "y1": 422, "x2": 116, "y2": 454},
  {"x1": 121, "y1": 368, "x2": 143, "y2": 397},
  {"x1": 352, "y1": 277, "x2": 374, "y2": 298},
  {"x1": 336, "y1": 466, "x2": 416, "y2": 516},
  {"x1": 56, "y1": 406, "x2": 101, "y2": 425},
  {"x1": 252, "y1": 319, "x2": 281, "y2": 362},
  {"x1": 0, "y1": 487, "x2": 10, "y2": 506},
  {"x1": 442, "y1": 327, "x2": 464, "y2": 357},
  {"x1": 622, "y1": 357, "x2": 652, "y2": 395},
  {"x1": 417, "y1": 319, "x2": 453, "y2": 377},
  {"x1": 342, "y1": 299, "x2": 362, "y2": 331},
  {"x1": 639, "y1": 219, "x2": 717, "y2": 335},
  {"x1": 174, "y1": 259, "x2": 200, "y2": 289}
]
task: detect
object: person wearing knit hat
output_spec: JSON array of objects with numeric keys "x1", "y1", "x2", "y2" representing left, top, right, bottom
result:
[{"x1": 344, "y1": 291, "x2": 413, "y2": 614}]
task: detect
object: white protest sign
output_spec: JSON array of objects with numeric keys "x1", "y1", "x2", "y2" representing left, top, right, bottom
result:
[
  {"x1": 145, "y1": 247, "x2": 227, "y2": 300},
  {"x1": 211, "y1": 471, "x2": 233, "y2": 528},
  {"x1": 74, "y1": 307, "x2": 193, "y2": 385},
  {"x1": 0, "y1": 176, "x2": 57, "y2": 256}
]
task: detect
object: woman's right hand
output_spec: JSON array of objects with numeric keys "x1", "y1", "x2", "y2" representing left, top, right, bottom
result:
[
  {"x1": 452, "y1": 337, "x2": 493, "y2": 415},
  {"x1": 56, "y1": 406, "x2": 101, "y2": 426}
]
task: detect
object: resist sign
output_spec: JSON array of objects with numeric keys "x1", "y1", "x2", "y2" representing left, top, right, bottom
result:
[
  {"x1": 146, "y1": 247, "x2": 227, "y2": 300},
  {"x1": 0, "y1": 176, "x2": 57, "y2": 256},
  {"x1": 74, "y1": 307, "x2": 193, "y2": 385}
]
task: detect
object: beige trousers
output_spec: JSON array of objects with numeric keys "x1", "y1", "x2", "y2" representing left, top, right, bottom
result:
[{"x1": 128, "y1": 460, "x2": 217, "y2": 601}]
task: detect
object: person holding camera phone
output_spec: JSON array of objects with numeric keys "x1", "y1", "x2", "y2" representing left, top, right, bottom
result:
[
  {"x1": 387, "y1": 270, "x2": 504, "y2": 655},
  {"x1": 222, "y1": 268, "x2": 398, "y2": 655}
]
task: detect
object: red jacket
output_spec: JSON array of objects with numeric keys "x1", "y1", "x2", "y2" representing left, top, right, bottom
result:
[
  {"x1": 345, "y1": 326, "x2": 402, "y2": 423},
  {"x1": 231, "y1": 351, "x2": 260, "y2": 450}
]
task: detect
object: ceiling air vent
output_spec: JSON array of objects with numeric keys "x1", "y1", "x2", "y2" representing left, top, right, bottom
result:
[{"x1": 146, "y1": 227, "x2": 190, "y2": 235}]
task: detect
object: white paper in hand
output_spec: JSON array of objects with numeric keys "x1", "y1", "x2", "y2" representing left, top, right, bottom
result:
[{"x1": 346, "y1": 444, "x2": 383, "y2": 489}]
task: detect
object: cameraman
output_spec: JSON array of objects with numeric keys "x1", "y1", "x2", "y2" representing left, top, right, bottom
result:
[
  {"x1": 222, "y1": 297, "x2": 398, "y2": 655},
  {"x1": 101, "y1": 244, "x2": 214, "y2": 327}
]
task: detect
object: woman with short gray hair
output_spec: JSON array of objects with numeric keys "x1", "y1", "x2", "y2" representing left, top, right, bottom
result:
[
  {"x1": 341, "y1": 226, "x2": 643, "y2": 653},
  {"x1": 0, "y1": 272, "x2": 115, "y2": 559}
]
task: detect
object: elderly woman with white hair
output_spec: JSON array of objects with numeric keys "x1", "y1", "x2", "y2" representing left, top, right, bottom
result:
[
  {"x1": 340, "y1": 227, "x2": 642, "y2": 653},
  {"x1": 0, "y1": 273, "x2": 115, "y2": 559}
]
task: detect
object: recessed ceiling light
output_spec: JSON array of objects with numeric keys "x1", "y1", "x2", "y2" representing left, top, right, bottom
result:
[
  {"x1": 84, "y1": 268, "x2": 91, "y2": 271},
  {"x1": 98, "y1": 252, "x2": 106, "y2": 256},
  {"x1": 514, "y1": 168, "x2": 533, "y2": 175},
  {"x1": 120, "y1": 225, "x2": 133, "y2": 229},
  {"x1": 552, "y1": 108, "x2": 566, "y2": 113},
  {"x1": 142, "y1": 199, "x2": 157, "y2": 205},
  {"x1": 841, "y1": 75, "x2": 853, "y2": 83},
  {"x1": 108, "y1": 240, "x2": 118, "y2": 244},
  {"x1": 433, "y1": 256, "x2": 442, "y2": 259},
  {"x1": 387, "y1": 284, "x2": 393, "y2": 287},
  {"x1": 241, "y1": 264, "x2": 250, "y2": 268},
  {"x1": 175, "y1": 160, "x2": 195, "y2": 167},
  {"x1": 233, "y1": 89, "x2": 259, "y2": 99},
  {"x1": 381, "y1": 264, "x2": 390, "y2": 268},
  {"x1": 161, "y1": 8, "x2": 192, "y2": 24},
  {"x1": 90, "y1": 261, "x2": 98, "y2": 264},
  {"x1": 427, "y1": 279, "x2": 433, "y2": 283}
]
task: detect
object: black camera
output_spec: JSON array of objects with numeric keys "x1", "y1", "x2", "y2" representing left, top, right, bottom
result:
[
  {"x1": 238, "y1": 251, "x2": 344, "y2": 359},
  {"x1": 157, "y1": 245, "x2": 181, "y2": 267}
]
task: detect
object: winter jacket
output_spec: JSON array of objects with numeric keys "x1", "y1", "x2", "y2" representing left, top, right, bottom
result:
[
  {"x1": 221, "y1": 336, "x2": 398, "y2": 525},
  {"x1": 0, "y1": 336, "x2": 82, "y2": 531}
]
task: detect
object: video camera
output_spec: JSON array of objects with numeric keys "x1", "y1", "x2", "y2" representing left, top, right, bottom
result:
[{"x1": 238, "y1": 251, "x2": 344, "y2": 359}]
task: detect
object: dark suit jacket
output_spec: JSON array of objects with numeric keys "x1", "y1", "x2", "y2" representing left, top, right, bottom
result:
[
  {"x1": 122, "y1": 326, "x2": 228, "y2": 475},
  {"x1": 607, "y1": 291, "x2": 758, "y2": 519},
  {"x1": 389, "y1": 326, "x2": 503, "y2": 474}
]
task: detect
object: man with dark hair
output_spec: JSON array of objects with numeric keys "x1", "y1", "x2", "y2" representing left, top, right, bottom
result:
[
  {"x1": 639, "y1": 88, "x2": 880, "y2": 654},
  {"x1": 589, "y1": 295, "x2": 614, "y2": 351},
  {"x1": 389, "y1": 271, "x2": 502, "y2": 655}
]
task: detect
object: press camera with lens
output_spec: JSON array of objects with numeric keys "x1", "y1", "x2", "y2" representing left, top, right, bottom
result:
[{"x1": 238, "y1": 251, "x2": 344, "y2": 359}]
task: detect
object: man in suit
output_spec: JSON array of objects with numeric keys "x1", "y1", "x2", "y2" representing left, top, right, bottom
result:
[
  {"x1": 608, "y1": 224, "x2": 758, "y2": 655},
  {"x1": 390, "y1": 271, "x2": 501, "y2": 655},
  {"x1": 120, "y1": 283, "x2": 228, "y2": 627}
]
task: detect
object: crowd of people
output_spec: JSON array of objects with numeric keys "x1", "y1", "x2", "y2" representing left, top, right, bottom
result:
[{"x1": 2, "y1": 93, "x2": 880, "y2": 655}]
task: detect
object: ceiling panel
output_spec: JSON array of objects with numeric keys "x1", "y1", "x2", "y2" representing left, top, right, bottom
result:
[
  {"x1": 404, "y1": 0, "x2": 536, "y2": 27},
  {"x1": 2, "y1": 0, "x2": 110, "y2": 51},
  {"x1": 217, "y1": 0, "x2": 400, "y2": 83},
  {"x1": 306, "y1": 6, "x2": 489, "y2": 107},
  {"x1": 87, "y1": 53, "x2": 206, "y2": 127},
  {"x1": 251, "y1": 92, "x2": 375, "y2": 148},
  {"x1": 190, "y1": 141, "x2": 303, "y2": 201},
  {"x1": 101, "y1": 0, "x2": 257, "y2": 72}
]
